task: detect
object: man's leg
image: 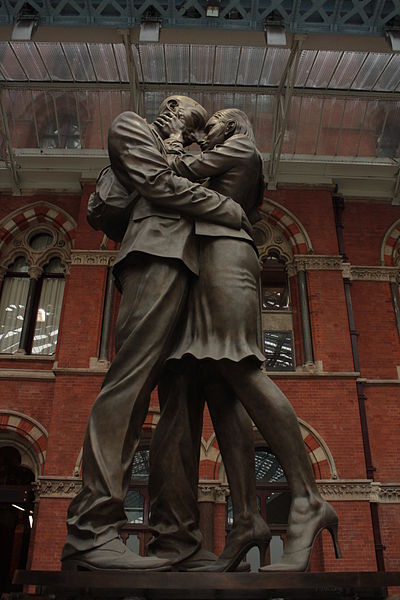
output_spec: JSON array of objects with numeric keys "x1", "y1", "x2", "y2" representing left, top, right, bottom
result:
[
  {"x1": 148, "y1": 359, "x2": 211, "y2": 565},
  {"x1": 62, "y1": 255, "x2": 190, "y2": 562}
]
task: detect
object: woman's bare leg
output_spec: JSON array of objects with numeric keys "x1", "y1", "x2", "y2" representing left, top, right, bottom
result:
[{"x1": 216, "y1": 359, "x2": 335, "y2": 564}]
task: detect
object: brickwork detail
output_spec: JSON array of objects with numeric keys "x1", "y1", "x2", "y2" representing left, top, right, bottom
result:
[
  {"x1": 257, "y1": 199, "x2": 312, "y2": 257},
  {"x1": 0, "y1": 202, "x2": 77, "y2": 251},
  {"x1": 0, "y1": 410, "x2": 48, "y2": 473},
  {"x1": 381, "y1": 218, "x2": 400, "y2": 266}
]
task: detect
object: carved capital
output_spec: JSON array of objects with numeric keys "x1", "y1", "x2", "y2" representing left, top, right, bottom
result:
[
  {"x1": 197, "y1": 481, "x2": 228, "y2": 503},
  {"x1": 29, "y1": 265, "x2": 43, "y2": 280},
  {"x1": 71, "y1": 251, "x2": 117, "y2": 267}
]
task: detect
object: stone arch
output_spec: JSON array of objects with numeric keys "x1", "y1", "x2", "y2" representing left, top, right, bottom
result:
[
  {"x1": 0, "y1": 410, "x2": 48, "y2": 477},
  {"x1": 0, "y1": 202, "x2": 77, "y2": 253},
  {"x1": 256, "y1": 199, "x2": 313, "y2": 259},
  {"x1": 381, "y1": 218, "x2": 400, "y2": 266},
  {"x1": 215, "y1": 418, "x2": 337, "y2": 484}
]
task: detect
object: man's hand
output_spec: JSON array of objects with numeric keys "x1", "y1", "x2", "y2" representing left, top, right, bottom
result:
[{"x1": 154, "y1": 112, "x2": 185, "y2": 143}]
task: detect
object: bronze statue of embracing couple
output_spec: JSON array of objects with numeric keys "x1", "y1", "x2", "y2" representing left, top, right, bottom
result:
[{"x1": 61, "y1": 96, "x2": 341, "y2": 573}]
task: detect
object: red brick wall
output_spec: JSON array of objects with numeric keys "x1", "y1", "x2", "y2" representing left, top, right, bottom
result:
[{"x1": 1, "y1": 185, "x2": 400, "y2": 576}]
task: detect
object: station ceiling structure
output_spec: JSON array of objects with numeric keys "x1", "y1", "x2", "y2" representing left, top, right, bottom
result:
[{"x1": 0, "y1": 0, "x2": 399, "y2": 199}]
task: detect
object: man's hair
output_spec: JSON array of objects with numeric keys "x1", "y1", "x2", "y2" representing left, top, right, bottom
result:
[
  {"x1": 158, "y1": 95, "x2": 208, "y2": 131},
  {"x1": 213, "y1": 108, "x2": 256, "y2": 144}
]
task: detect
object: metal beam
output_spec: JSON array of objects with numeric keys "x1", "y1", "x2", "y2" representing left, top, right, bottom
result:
[
  {"x1": 1, "y1": 81, "x2": 398, "y2": 103},
  {"x1": 393, "y1": 160, "x2": 400, "y2": 205},
  {"x1": 1, "y1": 0, "x2": 399, "y2": 36},
  {"x1": 267, "y1": 35, "x2": 305, "y2": 189}
]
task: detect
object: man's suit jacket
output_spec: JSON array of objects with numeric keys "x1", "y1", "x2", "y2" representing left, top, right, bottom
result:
[{"x1": 107, "y1": 111, "x2": 244, "y2": 277}]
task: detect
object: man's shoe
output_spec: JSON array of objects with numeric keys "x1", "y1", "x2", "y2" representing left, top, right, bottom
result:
[{"x1": 61, "y1": 538, "x2": 171, "y2": 571}]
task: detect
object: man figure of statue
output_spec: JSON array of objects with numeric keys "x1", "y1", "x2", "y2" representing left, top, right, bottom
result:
[{"x1": 61, "y1": 96, "x2": 257, "y2": 572}]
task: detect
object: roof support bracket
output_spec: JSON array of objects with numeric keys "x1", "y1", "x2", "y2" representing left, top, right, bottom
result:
[
  {"x1": 0, "y1": 88, "x2": 21, "y2": 194},
  {"x1": 119, "y1": 29, "x2": 143, "y2": 116},
  {"x1": 267, "y1": 34, "x2": 305, "y2": 190}
]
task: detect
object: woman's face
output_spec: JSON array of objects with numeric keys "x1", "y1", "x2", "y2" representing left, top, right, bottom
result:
[{"x1": 200, "y1": 114, "x2": 227, "y2": 151}]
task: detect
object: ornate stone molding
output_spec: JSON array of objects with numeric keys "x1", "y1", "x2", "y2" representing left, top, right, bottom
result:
[
  {"x1": 292, "y1": 255, "x2": 343, "y2": 272},
  {"x1": 347, "y1": 266, "x2": 400, "y2": 282},
  {"x1": 71, "y1": 250, "x2": 117, "y2": 267},
  {"x1": 317, "y1": 480, "x2": 400, "y2": 503},
  {"x1": 317, "y1": 480, "x2": 372, "y2": 501},
  {"x1": 34, "y1": 476, "x2": 82, "y2": 499}
]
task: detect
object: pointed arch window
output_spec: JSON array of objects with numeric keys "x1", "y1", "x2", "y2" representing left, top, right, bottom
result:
[
  {"x1": 261, "y1": 253, "x2": 295, "y2": 371},
  {"x1": 0, "y1": 230, "x2": 69, "y2": 356}
]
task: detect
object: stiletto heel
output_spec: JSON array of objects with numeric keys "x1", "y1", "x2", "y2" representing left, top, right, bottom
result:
[
  {"x1": 257, "y1": 540, "x2": 269, "y2": 568},
  {"x1": 190, "y1": 517, "x2": 272, "y2": 571},
  {"x1": 260, "y1": 502, "x2": 342, "y2": 572},
  {"x1": 327, "y1": 522, "x2": 342, "y2": 559}
]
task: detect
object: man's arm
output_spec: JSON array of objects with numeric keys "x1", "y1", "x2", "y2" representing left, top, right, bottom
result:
[{"x1": 108, "y1": 111, "x2": 243, "y2": 230}]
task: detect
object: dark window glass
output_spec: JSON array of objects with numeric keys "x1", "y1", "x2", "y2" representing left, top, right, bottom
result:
[
  {"x1": 263, "y1": 331, "x2": 294, "y2": 371},
  {"x1": 29, "y1": 233, "x2": 53, "y2": 251},
  {"x1": 261, "y1": 255, "x2": 289, "y2": 311}
]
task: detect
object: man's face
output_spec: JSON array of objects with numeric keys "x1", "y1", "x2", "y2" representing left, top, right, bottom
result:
[
  {"x1": 199, "y1": 114, "x2": 226, "y2": 151},
  {"x1": 157, "y1": 98, "x2": 204, "y2": 146}
]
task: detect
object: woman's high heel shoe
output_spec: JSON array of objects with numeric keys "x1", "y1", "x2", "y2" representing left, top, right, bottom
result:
[
  {"x1": 259, "y1": 501, "x2": 342, "y2": 573},
  {"x1": 192, "y1": 517, "x2": 272, "y2": 572}
]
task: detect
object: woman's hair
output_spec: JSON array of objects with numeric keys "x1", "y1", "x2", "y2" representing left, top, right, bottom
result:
[{"x1": 212, "y1": 108, "x2": 256, "y2": 144}]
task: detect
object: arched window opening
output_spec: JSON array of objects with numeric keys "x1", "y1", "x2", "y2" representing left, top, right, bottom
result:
[
  {"x1": 0, "y1": 227, "x2": 69, "y2": 356},
  {"x1": 0, "y1": 446, "x2": 35, "y2": 593},
  {"x1": 0, "y1": 257, "x2": 30, "y2": 354},
  {"x1": 121, "y1": 448, "x2": 151, "y2": 556},
  {"x1": 261, "y1": 254, "x2": 295, "y2": 371},
  {"x1": 226, "y1": 448, "x2": 290, "y2": 571},
  {"x1": 39, "y1": 115, "x2": 81, "y2": 150}
]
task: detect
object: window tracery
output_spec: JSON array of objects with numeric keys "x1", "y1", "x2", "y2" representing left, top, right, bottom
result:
[{"x1": 0, "y1": 223, "x2": 70, "y2": 355}]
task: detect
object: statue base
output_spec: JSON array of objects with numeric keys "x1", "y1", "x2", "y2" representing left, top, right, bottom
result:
[{"x1": 11, "y1": 569, "x2": 400, "y2": 600}]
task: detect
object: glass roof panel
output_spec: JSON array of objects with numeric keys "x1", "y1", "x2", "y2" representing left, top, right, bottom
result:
[
  {"x1": 62, "y1": 43, "x2": 96, "y2": 82},
  {"x1": 373, "y1": 54, "x2": 400, "y2": 92},
  {"x1": 357, "y1": 100, "x2": 382, "y2": 157},
  {"x1": 376, "y1": 101, "x2": 400, "y2": 159},
  {"x1": 0, "y1": 43, "x2": 27, "y2": 80},
  {"x1": 306, "y1": 51, "x2": 342, "y2": 88},
  {"x1": 190, "y1": 45, "x2": 214, "y2": 84},
  {"x1": 36, "y1": 43, "x2": 73, "y2": 81},
  {"x1": 351, "y1": 52, "x2": 392, "y2": 90},
  {"x1": 328, "y1": 51, "x2": 366, "y2": 89},
  {"x1": 236, "y1": 47, "x2": 265, "y2": 86},
  {"x1": 259, "y1": 48, "x2": 290, "y2": 87},
  {"x1": 4, "y1": 89, "x2": 37, "y2": 148},
  {"x1": 138, "y1": 44, "x2": 166, "y2": 83},
  {"x1": 88, "y1": 43, "x2": 120, "y2": 81},
  {"x1": 294, "y1": 97, "x2": 323, "y2": 154},
  {"x1": 282, "y1": 95, "x2": 302, "y2": 154},
  {"x1": 9, "y1": 42, "x2": 48, "y2": 81},
  {"x1": 336, "y1": 98, "x2": 368, "y2": 156},
  {"x1": 316, "y1": 97, "x2": 345, "y2": 155},
  {"x1": 113, "y1": 43, "x2": 129, "y2": 82},
  {"x1": 144, "y1": 90, "x2": 167, "y2": 123},
  {"x1": 165, "y1": 44, "x2": 189, "y2": 84},
  {"x1": 253, "y1": 94, "x2": 275, "y2": 153},
  {"x1": 213, "y1": 46, "x2": 241, "y2": 84},
  {"x1": 295, "y1": 50, "x2": 318, "y2": 87}
]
